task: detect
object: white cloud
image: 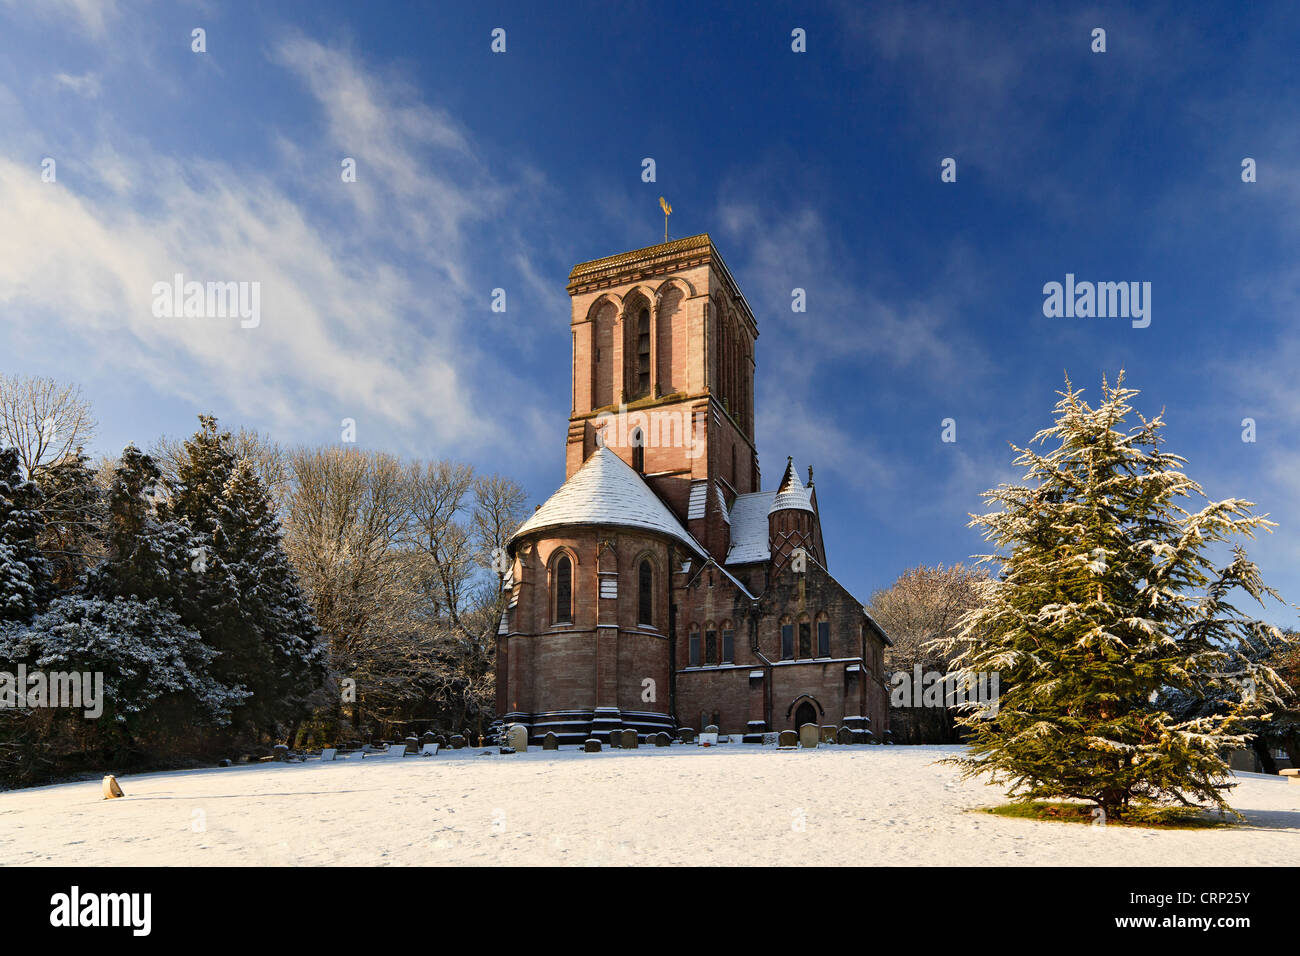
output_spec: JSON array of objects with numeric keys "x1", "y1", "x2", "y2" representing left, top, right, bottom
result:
[
  {"x1": 0, "y1": 37, "x2": 556, "y2": 465},
  {"x1": 53, "y1": 71, "x2": 101, "y2": 98}
]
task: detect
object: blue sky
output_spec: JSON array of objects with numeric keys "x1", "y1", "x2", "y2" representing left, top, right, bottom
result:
[{"x1": 2, "y1": 0, "x2": 1298, "y2": 624}]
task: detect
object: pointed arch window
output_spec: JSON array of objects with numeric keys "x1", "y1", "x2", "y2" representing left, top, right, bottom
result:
[
  {"x1": 638, "y1": 558, "x2": 653, "y2": 626},
  {"x1": 631, "y1": 427, "x2": 645, "y2": 473},
  {"x1": 554, "y1": 554, "x2": 573, "y2": 624}
]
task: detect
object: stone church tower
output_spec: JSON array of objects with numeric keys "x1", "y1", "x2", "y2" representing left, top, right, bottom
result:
[{"x1": 497, "y1": 235, "x2": 891, "y2": 744}]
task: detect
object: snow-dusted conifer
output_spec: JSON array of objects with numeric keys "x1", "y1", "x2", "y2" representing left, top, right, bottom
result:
[
  {"x1": 940, "y1": 373, "x2": 1294, "y2": 819},
  {"x1": 0, "y1": 447, "x2": 50, "y2": 622}
]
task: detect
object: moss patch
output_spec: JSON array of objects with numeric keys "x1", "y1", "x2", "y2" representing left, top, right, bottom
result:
[{"x1": 977, "y1": 801, "x2": 1236, "y2": 830}]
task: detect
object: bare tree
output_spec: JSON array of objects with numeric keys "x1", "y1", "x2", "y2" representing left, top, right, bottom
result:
[
  {"x1": 0, "y1": 374, "x2": 96, "y2": 477},
  {"x1": 869, "y1": 563, "x2": 990, "y2": 744}
]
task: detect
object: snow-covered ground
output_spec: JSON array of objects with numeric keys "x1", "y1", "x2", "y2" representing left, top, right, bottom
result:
[{"x1": 1, "y1": 744, "x2": 1295, "y2": 866}]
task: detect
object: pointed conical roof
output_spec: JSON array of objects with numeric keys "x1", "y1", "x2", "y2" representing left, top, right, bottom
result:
[
  {"x1": 508, "y1": 445, "x2": 705, "y2": 555},
  {"x1": 767, "y1": 456, "x2": 814, "y2": 515}
]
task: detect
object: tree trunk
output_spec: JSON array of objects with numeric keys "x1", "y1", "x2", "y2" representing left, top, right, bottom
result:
[{"x1": 1250, "y1": 736, "x2": 1277, "y2": 775}]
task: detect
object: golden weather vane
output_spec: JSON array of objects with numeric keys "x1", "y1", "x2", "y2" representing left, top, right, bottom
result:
[{"x1": 659, "y1": 196, "x2": 672, "y2": 242}]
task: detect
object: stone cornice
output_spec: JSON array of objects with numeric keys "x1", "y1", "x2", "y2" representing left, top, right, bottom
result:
[{"x1": 567, "y1": 233, "x2": 758, "y2": 338}]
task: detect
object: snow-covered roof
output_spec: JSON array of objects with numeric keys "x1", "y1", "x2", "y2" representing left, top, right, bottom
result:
[
  {"x1": 509, "y1": 445, "x2": 706, "y2": 556},
  {"x1": 768, "y1": 458, "x2": 814, "y2": 515},
  {"x1": 725, "y1": 490, "x2": 775, "y2": 564}
]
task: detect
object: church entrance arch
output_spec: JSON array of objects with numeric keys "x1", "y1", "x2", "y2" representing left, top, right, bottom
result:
[{"x1": 793, "y1": 701, "x2": 817, "y2": 730}]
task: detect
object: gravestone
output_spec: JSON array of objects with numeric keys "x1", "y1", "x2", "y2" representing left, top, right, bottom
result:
[
  {"x1": 543, "y1": 732, "x2": 559, "y2": 751},
  {"x1": 799, "y1": 723, "x2": 819, "y2": 749},
  {"x1": 217, "y1": 758, "x2": 232, "y2": 767},
  {"x1": 654, "y1": 732, "x2": 671, "y2": 747},
  {"x1": 777, "y1": 730, "x2": 798, "y2": 749},
  {"x1": 607, "y1": 730, "x2": 621, "y2": 748},
  {"x1": 698, "y1": 729, "x2": 718, "y2": 746},
  {"x1": 450, "y1": 734, "x2": 467, "y2": 750},
  {"x1": 404, "y1": 736, "x2": 419, "y2": 754},
  {"x1": 584, "y1": 738, "x2": 602, "y2": 753},
  {"x1": 420, "y1": 743, "x2": 439, "y2": 756},
  {"x1": 421, "y1": 731, "x2": 438, "y2": 748},
  {"x1": 678, "y1": 727, "x2": 696, "y2": 744},
  {"x1": 321, "y1": 747, "x2": 338, "y2": 761},
  {"x1": 704, "y1": 724, "x2": 719, "y2": 735},
  {"x1": 820, "y1": 725, "x2": 836, "y2": 744},
  {"x1": 507, "y1": 724, "x2": 528, "y2": 752},
  {"x1": 837, "y1": 727, "x2": 854, "y2": 746},
  {"x1": 620, "y1": 729, "x2": 638, "y2": 749},
  {"x1": 272, "y1": 744, "x2": 290, "y2": 762},
  {"x1": 102, "y1": 775, "x2": 125, "y2": 799}
]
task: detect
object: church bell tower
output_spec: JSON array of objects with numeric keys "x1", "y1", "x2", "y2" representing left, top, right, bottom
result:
[{"x1": 564, "y1": 234, "x2": 759, "y2": 558}]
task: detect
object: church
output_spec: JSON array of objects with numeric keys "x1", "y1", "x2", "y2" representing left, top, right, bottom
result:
[{"x1": 496, "y1": 233, "x2": 892, "y2": 744}]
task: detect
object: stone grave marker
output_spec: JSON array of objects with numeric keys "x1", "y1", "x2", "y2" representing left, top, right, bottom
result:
[
  {"x1": 798, "y1": 723, "x2": 819, "y2": 749},
  {"x1": 507, "y1": 724, "x2": 529, "y2": 752},
  {"x1": 584, "y1": 738, "x2": 602, "y2": 753}
]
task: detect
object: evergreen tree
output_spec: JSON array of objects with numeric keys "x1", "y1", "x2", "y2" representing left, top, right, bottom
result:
[
  {"x1": 86, "y1": 444, "x2": 194, "y2": 608},
  {"x1": 160, "y1": 417, "x2": 327, "y2": 740},
  {"x1": 0, "y1": 447, "x2": 50, "y2": 622},
  {"x1": 33, "y1": 450, "x2": 104, "y2": 592},
  {"x1": 212, "y1": 458, "x2": 327, "y2": 734},
  {"x1": 941, "y1": 373, "x2": 1294, "y2": 819}
]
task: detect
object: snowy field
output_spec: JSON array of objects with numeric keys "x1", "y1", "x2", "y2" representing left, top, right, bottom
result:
[{"x1": 1, "y1": 744, "x2": 1295, "y2": 866}]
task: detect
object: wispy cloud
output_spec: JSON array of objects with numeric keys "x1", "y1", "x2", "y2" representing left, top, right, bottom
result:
[{"x1": 0, "y1": 34, "x2": 558, "y2": 466}]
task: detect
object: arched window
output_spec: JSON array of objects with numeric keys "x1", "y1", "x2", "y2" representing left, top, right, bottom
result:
[
  {"x1": 636, "y1": 308, "x2": 651, "y2": 396},
  {"x1": 631, "y1": 427, "x2": 644, "y2": 473},
  {"x1": 554, "y1": 554, "x2": 573, "y2": 624},
  {"x1": 638, "y1": 558, "x2": 653, "y2": 626}
]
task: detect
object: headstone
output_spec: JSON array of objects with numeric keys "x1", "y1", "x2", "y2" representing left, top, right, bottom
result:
[
  {"x1": 507, "y1": 725, "x2": 528, "y2": 752},
  {"x1": 698, "y1": 729, "x2": 718, "y2": 746},
  {"x1": 620, "y1": 729, "x2": 638, "y2": 749},
  {"x1": 704, "y1": 724, "x2": 719, "y2": 735},
  {"x1": 451, "y1": 734, "x2": 466, "y2": 749},
  {"x1": 778, "y1": 730, "x2": 798, "y2": 749},
  {"x1": 677, "y1": 727, "x2": 696, "y2": 744},
  {"x1": 102, "y1": 775, "x2": 125, "y2": 799},
  {"x1": 217, "y1": 758, "x2": 232, "y2": 767},
  {"x1": 584, "y1": 738, "x2": 602, "y2": 753},
  {"x1": 820, "y1": 725, "x2": 836, "y2": 744},
  {"x1": 608, "y1": 730, "x2": 622, "y2": 749},
  {"x1": 404, "y1": 736, "x2": 419, "y2": 754},
  {"x1": 420, "y1": 743, "x2": 439, "y2": 756},
  {"x1": 654, "y1": 732, "x2": 671, "y2": 747},
  {"x1": 836, "y1": 727, "x2": 854, "y2": 746},
  {"x1": 321, "y1": 747, "x2": 338, "y2": 761},
  {"x1": 542, "y1": 732, "x2": 559, "y2": 751},
  {"x1": 421, "y1": 731, "x2": 438, "y2": 747},
  {"x1": 799, "y1": 723, "x2": 819, "y2": 749},
  {"x1": 387, "y1": 742, "x2": 406, "y2": 757},
  {"x1": 272, "y1": 744, "x2": 290, "y2": 762}
]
